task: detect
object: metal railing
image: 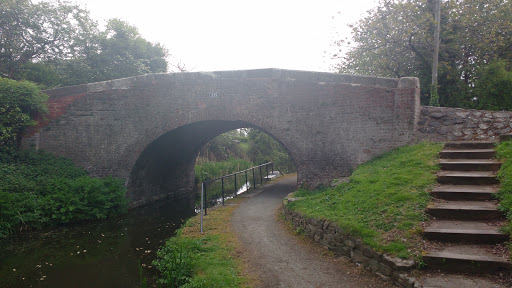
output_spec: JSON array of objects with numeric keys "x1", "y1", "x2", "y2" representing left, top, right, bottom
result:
[{"x1": 200, "y1": 162, "x2": 276, "y2": 232}]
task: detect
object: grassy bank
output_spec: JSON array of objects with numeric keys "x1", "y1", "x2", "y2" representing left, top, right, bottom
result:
[
  {"x1": 286, "y1": 142, "x2": 443, "y2": 258},
  {"x1": 0, "y1": 149, "x2": 127, "y2": 238},
  {"x1": 153, "y1": 198, "x2": 253, "y2": 288},
  {"x1": 496, "y1": 140, "x2": 512, "y2": 240}
]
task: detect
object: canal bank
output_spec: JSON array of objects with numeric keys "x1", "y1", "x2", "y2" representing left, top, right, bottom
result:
[{"x1": 0, "y1": 196, "x2": 195, "y2": 288}]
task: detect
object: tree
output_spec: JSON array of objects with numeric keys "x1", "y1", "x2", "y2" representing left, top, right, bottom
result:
[
  {"x1": 334, "y1": 0, "x2": 434, "y2": 102},
  {"x1": 0, "y1": 0, "x2": 97, "y2": 80},
  {"x1": 0, "y1": 77, "x2": 47, "y2": 151},
  {"x1": 17, "y1": 62, "x2": 61, "y2": 89},
  {"x1": 56, "y1": 18, "x2": 168, "y2": 86},
  {"x1": 430, "y1": 0, "x2": 441, "y2": 106},
  {"x1": 335, "y1": 0, "x2": 512, "y2": 108},
  {"x1": 0, "y1": 0, "x2": 169, "y2": 87},
  {"x1": 197, "y1": 130, "x2": 246, "y2": 162},
  {"x1": 247, "y1": 129, "x2": 295, "y2": 173},
  {"x1": 472, "y1": 60, "x2": 512, "y2": 111}
]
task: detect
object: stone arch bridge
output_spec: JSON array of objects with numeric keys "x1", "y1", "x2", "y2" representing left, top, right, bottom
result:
[{"x1": 22, "y1": 69, "x2": 420, "y2": 207}]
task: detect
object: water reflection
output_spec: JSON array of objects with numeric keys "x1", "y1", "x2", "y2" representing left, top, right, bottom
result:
[
  {"x1": 0, "y1": 196, "x2": 196, "y2": 288},
  {"x1": 215, "y1": 182, "x2": 251, "y2": 205}
]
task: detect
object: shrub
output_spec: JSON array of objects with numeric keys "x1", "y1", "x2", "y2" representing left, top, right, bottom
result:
[
  {"x1": 195, "y1": 158, "x2": 253, "y2": 184},
  {"x1": 153, "y1": 237, "x2": 203, "y2": 287},
  {"x1": 0, "y1": 149, "x2": 127, "y2": 237},
  {"x1": 0, "y1": 77, "x2": 47, "y2": 151},
  {"x1": 473, "y1": 60, "x2": 512, "y2": 111}
]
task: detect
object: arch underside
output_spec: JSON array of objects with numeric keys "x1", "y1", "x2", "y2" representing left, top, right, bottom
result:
[{"x1": 127, "y1": 120, "x2": 292, "y2": 207}]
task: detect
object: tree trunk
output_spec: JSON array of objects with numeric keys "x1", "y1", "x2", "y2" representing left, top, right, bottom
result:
[{"x1": 432, "y1": 0, "x2": 441, "y2": 86}]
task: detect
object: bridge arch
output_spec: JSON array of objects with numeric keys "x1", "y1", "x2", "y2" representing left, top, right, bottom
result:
[
  {"x1": 22, "y1": 69, "x2": 420, "y2": 207},
  {"x1": 127, "y1": 120, "x2": 295, "y2": 206}
]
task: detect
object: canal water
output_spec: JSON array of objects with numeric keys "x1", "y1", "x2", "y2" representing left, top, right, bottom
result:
[{"x1": 0, "y1": 196, "x2": 196, "y2": 288}]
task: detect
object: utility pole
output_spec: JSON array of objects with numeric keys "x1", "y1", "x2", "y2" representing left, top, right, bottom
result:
[{"x1": 430, "y1": 0, "x2": 441, "y2": 106}]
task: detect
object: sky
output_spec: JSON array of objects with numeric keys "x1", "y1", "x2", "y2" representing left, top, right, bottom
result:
[{"x1": 73, "y1": 0, "x2": 378, "y2": 73}]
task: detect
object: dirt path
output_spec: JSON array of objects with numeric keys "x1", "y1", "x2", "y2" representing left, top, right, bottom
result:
[{"x1": 231, "y1": 175, "x2": 397, "y2": 288}]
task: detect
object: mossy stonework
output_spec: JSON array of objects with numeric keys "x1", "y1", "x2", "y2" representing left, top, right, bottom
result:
[
  {"x1": 417, "y1": 106, "x2": 512, "y2": 141},
  {"x1": 282, "y1": 204, "x2": 417, "y2": 288}
]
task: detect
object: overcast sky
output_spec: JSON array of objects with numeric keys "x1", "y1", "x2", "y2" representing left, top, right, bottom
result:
[{"x1": 73, "y1": 0, "x2": 378, "y2": 73}]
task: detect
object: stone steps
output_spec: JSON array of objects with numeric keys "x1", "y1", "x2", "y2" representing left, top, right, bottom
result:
[
  {"x1": 437, "y1": 171, "x2": 499, "y2": 185},
  {"x1": 427, "y1": 200, "x2": 502, "y2": 220},
  {"x1": 422, "y1": 141, "x2": 510, "y2": 273},
  {"x1": 431, "y1": 184, "x2": 498, "y2": 200},
  {"x1": 444, "y1": 141, "x2": 496, "y2": 150},
  {"x1": 423, "y1": 220, "x2": 508, "y2": 244},
  {"x1": 423, "y1": 244, "x2": 511, "y2": 273},
  {"x1": 439, "y1": 149, "x2": 495, "y2": 159},
  {"x1": 439, "y1": 159, "x2": 501, "y2": 171}
]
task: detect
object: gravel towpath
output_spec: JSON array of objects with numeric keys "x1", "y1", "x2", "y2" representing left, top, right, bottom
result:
[{"x1": 231, "y1": 175, "x2": 396, "y2": 288}]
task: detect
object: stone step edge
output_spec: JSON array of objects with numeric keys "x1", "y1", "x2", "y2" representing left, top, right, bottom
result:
[
  {"x1": 431, "y1": 190, "x2": 497, "y2": 194},
  {"x1": 427, "y1": 205, "x2": 499, "y2": 211},
  {"x1": 441, "y1": 149, "x2": 496, "y2": 153},
  {"x1": 439, "y1": 161, "x2": 501, "y2": 170},
  {"x1": 432, "y1": 185, "x2": 499, "y2": 193},
  {"x1": 423, "y1": 228, "x2": 509, "y2": 243},
  {"x1": 437, "y1": 171, "x2": 498, "y2": 176},
  {"x1": 426, "y1": 206, "x2": 503, "y2": 220},
  {"x1": 439, "y1": 150, "x2": 496, "y2": 159},
  {"x1": 424, "y1": 228, "x2": 506, "y2": 235},
  {"x1": 423, "y1": 251, "x2": 510, "y2": 265},
  {"x1": 439, "y1": 159, "x2": 501, "y2": 163},
  {"x1": 444, "y1": 142, "x2": 496, "y2": 149},
  {"x1": 436, "y1": 173, "x2": 499, "y2": 185},
  {"x1": 430, "y1": 191, "x2": 496, "y2": 200}
]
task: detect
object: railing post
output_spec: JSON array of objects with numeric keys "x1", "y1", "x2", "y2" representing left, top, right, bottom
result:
[
  {"x1": 204, "y1": 183, "x2": 207, "y2": 216},
  {"x1": 221, "y1": 177, "x2": 224, "y2": 206},
  {"x1": 200, "y1": 162, "x2": 277, "y2": 233},
  {"x1": 259, "y1": 166, "x2": 262, "y2": 185},
  {"x1": 200, "y1": 182, "x2": 204, "y2": 233},
  {"x1": 252, "y1": 167, "x2": 256, "y2": 189}
]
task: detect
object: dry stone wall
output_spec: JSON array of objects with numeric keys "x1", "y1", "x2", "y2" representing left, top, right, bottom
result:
[
  {"x1": 417, "y1": 106, "x2": 512, "y2": 142},
  {"x1": 282, "y1": 201, "x2": 417, "y2": 288}
]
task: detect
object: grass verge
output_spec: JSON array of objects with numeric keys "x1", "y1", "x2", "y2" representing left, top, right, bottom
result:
[
  {"x1": 153, "y1": 198, "x2": 254, "y2": 288},
  {"x1": 286, "y1": 142, "x2": 443, "y2": 259},
  {"x1": 496, "y1": 140, "x2": 512, "y2": 240}
]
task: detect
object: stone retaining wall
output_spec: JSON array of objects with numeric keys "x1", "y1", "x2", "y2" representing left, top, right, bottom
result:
[
  {"x1": 282, "y1": 202, "x2": 417, "y2": 288},
  {"x1": 417, "y1": 106, "x2": 512, "y2": 142}
]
